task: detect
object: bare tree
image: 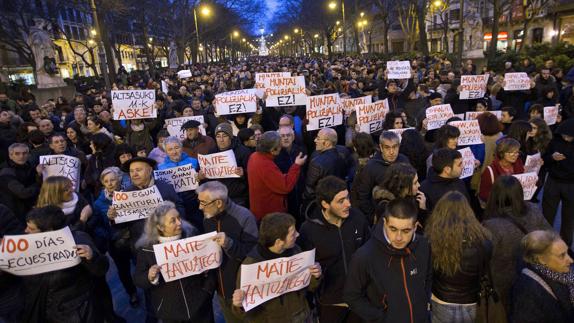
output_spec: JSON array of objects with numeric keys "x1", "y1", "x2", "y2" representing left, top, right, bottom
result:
[
  {"x1": 397, "y1": 0, "x2": 419, "y2": 51},
  {"x1": 517, "y1": 0, "x2": 554, "y2": 52}
]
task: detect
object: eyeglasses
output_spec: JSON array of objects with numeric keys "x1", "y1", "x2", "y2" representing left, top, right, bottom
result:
[{"x1": 199, "y1": 199, "x2": 217, "y2": 207}]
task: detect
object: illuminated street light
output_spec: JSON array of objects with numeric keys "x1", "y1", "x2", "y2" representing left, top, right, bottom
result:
[
  {"x1": 90, "y1": 29, "x2": 97, "y2": 36},
  {"x1": 336, "y1": 20, "x2": 340, "y2": 25},
  {"x1": 284, "y1": 35, "x2": 289, "y2": 40},
  {"x1": 360, "y1": 12, "x2": 365, "y2": 18},
  {"x1": 314, "y1": 34, "x2": 319, "y2": 38},
  {"x1": 88, "y1": 39, "x2": 95, "y2": 45},
  {"x1": 328, "y1": 2, "x2": 337, "y2": 9},
  {"x1": 200, "y1": 6, "x2": 211, "y2": 16},
  {"x1": 294, "y1": 28, "x2": 299, "y2": 33},
  {"x1": 233, "y1": 31, "x2": 239, "y2": 37}
]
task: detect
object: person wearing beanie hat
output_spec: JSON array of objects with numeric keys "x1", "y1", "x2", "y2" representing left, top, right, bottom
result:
[{"x1": 542, "y1": 117, "x2": 574, "y2": 250}]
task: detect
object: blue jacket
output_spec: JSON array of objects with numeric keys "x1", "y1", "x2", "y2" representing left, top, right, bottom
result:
[{"x1": 158, "y1": 152, "x2": 199, "y2": 170}]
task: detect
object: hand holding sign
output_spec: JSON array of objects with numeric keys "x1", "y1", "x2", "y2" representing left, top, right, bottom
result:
[
  {"x1": 75, "y1": 244, "x2": 93, "y2": 261},
  {"x1": 309, "y1": 262, "x2": 322, "y2": 279},
  {"x1": 148, "y1": 264, "x2": 160, "y2": 283}
]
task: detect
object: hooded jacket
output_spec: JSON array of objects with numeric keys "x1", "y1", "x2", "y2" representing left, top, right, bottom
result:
[
  {"x1": 344, "y1": 220, "x2": 431, "y2": 323},
  {"x1": 419, "y1": 170, "x2": 470, "y2": 211}
]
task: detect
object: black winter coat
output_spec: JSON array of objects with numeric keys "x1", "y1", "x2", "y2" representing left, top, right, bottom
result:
[
  {"x1": 303, "y1": 147, "x2": 348, "y2": 202},
  {"x1": 0, "y1": 160, "x2": 40, "y2": 220},
  {"x1": 209, "y1": 138, "x2": 252, "y2": 206},
  {"x1": 419, "y1": 171, "x2": 470, "y2": 211}
]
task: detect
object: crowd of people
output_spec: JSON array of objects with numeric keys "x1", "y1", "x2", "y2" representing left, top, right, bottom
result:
[{"x1": 0, "y1": 54, "x2": 573, "y2": 323}]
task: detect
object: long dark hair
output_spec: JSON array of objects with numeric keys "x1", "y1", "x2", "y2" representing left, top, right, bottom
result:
[
  {"x1": 484, "y1": 175, "x2": 526, "y2": 220},
  {"x1": 400, "y1": 129, "x2": 430, "y2": 180},
  {"x1": 434, "y1": 124, "x2": 460, "y2": 150}
]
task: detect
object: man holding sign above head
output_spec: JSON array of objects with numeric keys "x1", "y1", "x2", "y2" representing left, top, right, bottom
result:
[{"x1": 181, "y1": 119, "x2": 216, "y2": 159}]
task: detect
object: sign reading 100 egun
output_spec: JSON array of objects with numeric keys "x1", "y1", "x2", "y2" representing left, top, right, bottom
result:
[{"x1": 263, "y1": 76, "x2": 306, "y2": 107}]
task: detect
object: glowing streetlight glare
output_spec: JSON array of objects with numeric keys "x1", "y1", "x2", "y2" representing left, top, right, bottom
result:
[
  {"x1": 242, "y1": 38, "x2": 246, "y2": 42},
  {"x1": 314, "y1": 34, "x2": 319, "y2": 38},
  {"x1": 233, "y1": 31, "x2": 239, "y2": 37},
  {"x1": 338, "y1": 27, "x2": 342, "y2": 32},
  {"x1": 433, "y1": 0, "x2": 443, "y2": 7},
  {"x1": 294, "y1": 28, "x2": 299, "y2": 33},
  {"x1": 328, "y1": 2, "x2": 337, "y2": 10},
  {"x1": 284, "y1": 35, "x2": 289, "y2": 40},
  {"x1": 200, "y1": 6, "x2": 211, "y2": 16},
  {"x1": 88, "y1": 39, "x2": 95, "y2": 45},
  {"x1": 90, "y1": 29, "x2": 97, "y2": 36},
  {"x1": 360, "y1": 12, "x2": 365, "y2": 17},
  {"x1": 148, "y1": 37, "x2": 153, "y2": 42}
]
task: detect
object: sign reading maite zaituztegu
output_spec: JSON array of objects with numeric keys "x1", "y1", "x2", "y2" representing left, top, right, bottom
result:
[
  {"x1": 459, "y1": 147, "x2": 476, "y2": 179},
  {"x1": 0, "y1": 227, "x2": 80, "y2": 276},
  {"x1": 426, "y1": 104, "x2": 454, "y2": 130},
  {"x1": 355, "y1": 99, "x2": 389, "y2": 134},
  {"x1": 306, "y1": 93, "x2": 342, "y2": 131},
  {"x1": 460, "y1": 75, "x2": 489, "y2": 100},
  {"x1": 39, "y1": 154, "x2": 81, "y2": 192},
  {"x1": 449, "y1": 120, "x2": 483, "y2": 145},
  {"x1": 341, "y1": 95, "x2": 371, "y2": 116},
  {"x1": 198, "y1": 150, "x2": 240, "y2": 179},
  {"x1": 387, "y1": 61, "x2": 412, "y2": 79},
  {"x1": 214, "y1": 89, "x2": 257, "y2": 116},
  {"x1": 239, "y1": 249, "x2": 315, "y2": 311},
  {"x1": 112, "y1": 90, "x2": 156, "y2": 120},
  {"x1": 165, "y1": 116, "x2": 206, "y2": 140},
  {"x1": 154, "y1": 164, "x2": 199, "y2": 193},
  {"x1": 255, "y1": 72, "x2": 291, "y2": 98},
  {"x1": 264, "y1": 76, "x2": 306, "y2": 107},
  {"x1": 504, "y1": 72, "x2": 530, "y2": 91},
  {"x1": 153, "y1": 231, "x2": 222, "y2": 282},
  {"x1": 112, "y1": 185, "x2": 164, "y2": 224},
  {"x1": 513, "y1": 172, "x2": 539, "y2": 200}
]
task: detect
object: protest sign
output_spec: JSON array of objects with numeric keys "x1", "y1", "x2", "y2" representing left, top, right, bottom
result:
[
  {"x1": 341, "y1": 95, "x2": 371, "y2": 116},
  {"x1": 264, "y1": 76, "x2": 306, "y2": 107},
  {"x1": 426, "y1": 104, "x2": 454, "y2": 130},
  {"x1": 388, "y1": 127, "x2": 415, "y2": 142},
  {"x1": 544, "y1": 106, "x2": 558, "y2": 125},
  {"x1": 177, "y1": 70, "x2": 192, "y2": 79},
  {"x1": 161, "y1": 80, "x2": 169, "y2": 94},
  {"x1": 355, "y1": 99, "x2": 389, "y2": 134},
  {"x1": 112, "y1": 90, "x2": 156, "y2": 120},
  {"x1": 459, "y1": 148, "x2": 476, "y2": 179},
  {"x1": 165, "y1": 116, "x2": 206, "y2": 140},
  {"x1": 154, "y1": 164, "x2": 199, "y2": 193},
  {"x1": 504, "y1": 72, "x2": 530, "y2": 91},
  {"x1": 254, "y1": 72, "x2": 291, "y2": 98},
  {"x1": 513, "y1": 172, "x2": 539, "y2": 200},
  {"x1": 39, "y1": 154, "x2": 81, "y2": 192},
  {"x1": 239, "y1": 249, "x2": 316, "y2": 311},
  {"x1": 450, "y1": 120, "x2": 483, "y2": 145},
  {"x1": 460, "y1": 74, "x2": 489, "y2": 100},
  {"x1": 524, "y1": 153, "x2": 543, "y2": 174},
  {"x1": 153, "y1": 231, "x2": 222, "y2": 282},
  {"x1": 465, "y1": 110, "x2": 502, "y2": 121},
  {"x1": 0, "y1": 227, "x2": 80, "y2": 276},
  {"x1": 112, "y1": 185, "x2": 164, "y2": 224},
  {"x1": 454, "y1": 113, "x2": 465, "y2": 120},
  {"x1": 198, "y1": 150, "x2": 240, "y2": 179},
  {"x1": 387, "y1": 61, "x2": 412, "y2": 79},
  {"x1": 306, "y1": 93, "x2": 342, "y2": 131},
  {"x1": 213, "y1": 89, "x2": 258, "y2": 116}
]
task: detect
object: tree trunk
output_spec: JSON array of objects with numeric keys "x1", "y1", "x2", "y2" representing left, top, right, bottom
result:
[
  {"x1": 417, "y1": 0, "x2": 430, "y2": 56},
  {"x1": 382, "y1": 21, "x2": 389, "y2": 54},
  {"x1": 487, "y1": 4, "x2": 500, "y2": 67},
  {"x1": 99, "y1": 12, "x2": 116, "y2": 82}
]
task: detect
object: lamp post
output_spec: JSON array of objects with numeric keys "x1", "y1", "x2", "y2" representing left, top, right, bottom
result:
[
  {"x1": 89, "y1": 0, "x2": 110, "y2": 90},
  {"x1": 329, "y1": 1, "x2": 346, "y2": 55},
  {"x1": 230, "y1": 31, "x2": 239, "y2": 63},
  {"x1": 194, "y1": 4, "x2": 211, "y2": 63}
]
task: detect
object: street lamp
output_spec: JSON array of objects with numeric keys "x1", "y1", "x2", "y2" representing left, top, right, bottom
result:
[
  {"x1": 194, "y1": 4, "x2": 211, "y2": 63},
  {"x1": 328, "y1": 1, "x2": 346, "y2": 55},
  {"x1": 230, "y1": 31, "x2": 239, "y2": 63}
]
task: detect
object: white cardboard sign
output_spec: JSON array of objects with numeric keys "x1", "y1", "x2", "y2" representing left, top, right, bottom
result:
[
  {"x1": 112, "y1": 90, "x2": 156, "y2": 120},
  {"x1": 198, "y1": 150, "x2": 240, "y2": 179},
  {"x1": 112, "y1": 185, "x2": 164, "y2": 223},
  {"x1": 388, "y1": 127, "x2": 415, "y2": 142},
  {"x1": 255, "y1": 72, "x2": 291, "y2": 98},
  {"x1": 450, "y1": 120, "x2": 483, "y2": 145},
  {"x1": 306, "y1": 93, "x2": 342, "y2": 131},
  {"x1": 153, "y1": 231, "x2": 222, "y2": 282},
  {"x1": 214, "y1": 89, "x2": 257, "y2": 116},
  {"x1": 465, "y1": 110, "x2": 502, "y2": 121},
  {"x1": 154, "y1": 164, "x2": 199, "y2": 193},
  {"x1": 165, "y1": 116, "x2": 206, "y2": 140},
  {"x1": 504, "y1": 73, "x2": 530, "y2": 91},
  {"x1": 341, "y1": 95, "x2": 371, "y2": 116},
  {"x1": 513, "y1": 172, "x2": 539, "y2": 200},
  {"x1": 177, "y1": 70, "x2": 192, "y2": 79},
  {"x1": 426, "y1": 104, "x2": 454, "y2": 130},
  {"x1": 524, "y1": 153, "x2": 543, "y2": 174},
  {"x1": 460, "y1": 74, "x2": 489, "y2": 100},
  {"x1": 544, "y1": 106, "x2": 558, "y2": 125},
  {"x1": 387, "y1": 61, "x2": 412, "y2": 79},
  {"x1": 263, "y1": 76, "x2": 306, "y2": 107},
  {"x1": 458, "y1": 147, "x2": 476, "y2": 179},
  {"x1": 355, "y1": 99, "x2": 389, "y2": 134},
  {"x1": 39, "y1": 154, "x2": 81, "y2": 192}
]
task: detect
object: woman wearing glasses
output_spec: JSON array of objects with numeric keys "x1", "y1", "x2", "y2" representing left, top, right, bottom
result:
[{"x1": 479, "y1": 137, "x2": 525, "y2": 203}]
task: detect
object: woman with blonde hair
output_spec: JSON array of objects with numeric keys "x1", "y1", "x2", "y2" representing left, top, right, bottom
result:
[
  {"x1": 425, "y1": 191, "x2": 493, "y2": 323},
  {"x1": 36, "y1": 176, "x2": 91, "y2": 229}
]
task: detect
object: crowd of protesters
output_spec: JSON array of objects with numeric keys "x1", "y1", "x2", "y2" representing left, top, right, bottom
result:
[{"x1": 0, "y1": 54, "x2": 574, "y2": 323}]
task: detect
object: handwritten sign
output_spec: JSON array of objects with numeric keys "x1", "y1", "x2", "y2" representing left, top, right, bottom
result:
[
  {"x1": 161, "y1": 80, "x2": 169, "y2": 94},
  {"x1": 39, "y1": 154, "x2": 81, "y2": 192},
  {"x1": 306, "y1": 93, "x2": 342, "y2": 131},
  {"x1": 177, "y1": 70, "x2": 192, "y2": 79},
  {"x1": 239, "y1": 249, "x2": 315, "y2": 311},
  {"x1": 154, "y1": 164, "x2": 199, "y2": 193},
  {"x1": 214, "y1": 89, "x2": 257, "y2": 116},
  {"x1": 255, "y1": 72, "x2": 291, "y2": 98},
  {"x1": 264, "y1": 76, "x2": 306, "y2": 107},
  {"x1": 355, "y1": 99, "x2": 389, "y2": 134},
  {"x1": 524, "y1": 153, "x2": 543, "y2": 174},
  {"x1": 388, "y1": 127, "x2": 415, "y2": 142},
  {"x1": 426, "y1": 104, "x2": 454, "y2": 130},
  {"x1": 504, "y1": 72, "x2": 530, "y2": 91},
  {"x1": 341, "y1": 95, "x2": 371, "y2": 116},
  {"x1": 460, "y1": 74, "x2": 489, "y2": 100},
  {"x1": 450, "y1": 120, "x2": 483, "y2": 145},
  {"x1": 165, "y1": 116, "x2": 206, "y2": 140},
  {"x1": 513, "y1": 172, "x2": 538, "y2": 200},
  {"x1": 198, "y1": 150, "x2": 240, "y2": 179},
  {"x1": 112, "y1": 185, "x2": 164, "y2": 223},
  {"x1": 459, "y1": 148, "x2": 476, "y2": 179},
  {"x1": 0, "y1": 227, "x2": 80, "y2": 276},
  {"x1": 465, "y1": 110, "x2": 502, "y2": 121},
  {"x1": 544, "y1": 106, "x2": 558, "y2": 125},
  {"x1": 153, "y1": 231, "x2": 222, "y2": 282},
  {"x1": 112, "y1": 90, "x2": 156, "y2": 120},
  {"x1": 387, "y1": 61, "x2": 412, "y2": 79}
]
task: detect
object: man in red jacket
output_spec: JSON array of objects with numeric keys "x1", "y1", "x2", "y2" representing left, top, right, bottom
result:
[{"x1": 247, "y1": 131, "x2": 307, "y2": 221}]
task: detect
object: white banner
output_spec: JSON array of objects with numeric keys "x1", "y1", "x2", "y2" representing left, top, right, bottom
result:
[
  {"x1": 513, "y1": 172, "x2": 539, "y2": 200},
  {"x1": 112, "y1": 185, "x2": 164, "y2": 223},
  {"x1": 153, "y1": 231, "x2": 222, "y2": 282},
  {"x1": 544, "y1": 106, "x2": 558, "y2": 125},
  {"x1": 255, "y1": 72, "x2": 291, "y2": 98},
  {"x1": 450, "y1": 120, "x2": 483, "y2": 145},
  {"x1": 165, "y1": 116, "x2": 206, "y2": 140},
  {"x1": 459, "y1": 147, "x2": 476, "y2": 179},
  {"x1": 154, "y1": 164, "x2": 199, "y2": 193},
  {"x1": 341, "y1": 95, "x2": 371, "y2": 116},
  {"x1": 161, "y1": 80, "x2": 169, "y2": 94},
  {"x1": 460, "y1": 74, "x2": 489, "y2": 100},
  {"x1": 177, "y1": 70, "x2": 192, "y2": 79},
  {"x1": 39, "y1": 154, "x2": 81, "y2": 192},
  {"x1": 239, "y1": 249, "x2": 315, "y2": 312},
  {"x1": 0, "y1": 227, "x2": 81, "y2": 276},
  {"x1": 426, "y1": 104, "x2": 454, "y2": 130},
  {"x1": 356, "y1": 99, "x2": 389, "y2": 134},
  {"x1": 264, "y1": 76, "x2": 306, "y2": 107},
  {"x1": 112, "y1": 90, "x2": 156, "y2": 120},
  {"x1": 214, "y1": 89, "x2": 257, "y2": 116},
  {"x1": 504, "y1": 72, "x2": 530, "y2": 91},
  {"x1": 306, "y1": 93, "x2": 342, "y2": 131},
  {"x1": 387, "y1": 61, "x2": 411, "y2": 79},
  {"x1": 198, "y1": 150, "x2": 240, "y2": 179},
  {"x1": 465, "y1": 110, "x2": 502, "y2": 121},
  {"x1": 524, "y1": 153, "x2": 543, "y2": 174}
]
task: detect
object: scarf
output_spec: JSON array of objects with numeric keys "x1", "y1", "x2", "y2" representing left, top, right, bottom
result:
[
  {"x1": 158, "y1": 234, "x2": 181, "y2": 243},
  {"x1": 61, "y1": 193, "x2": 79, "y2": 215},
  {"x1": 130, "y1": 122, "x2": 145, "y2": 132},
  {"x1": 532, "y1": 263, "x2": 574, "y2": 305}
]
